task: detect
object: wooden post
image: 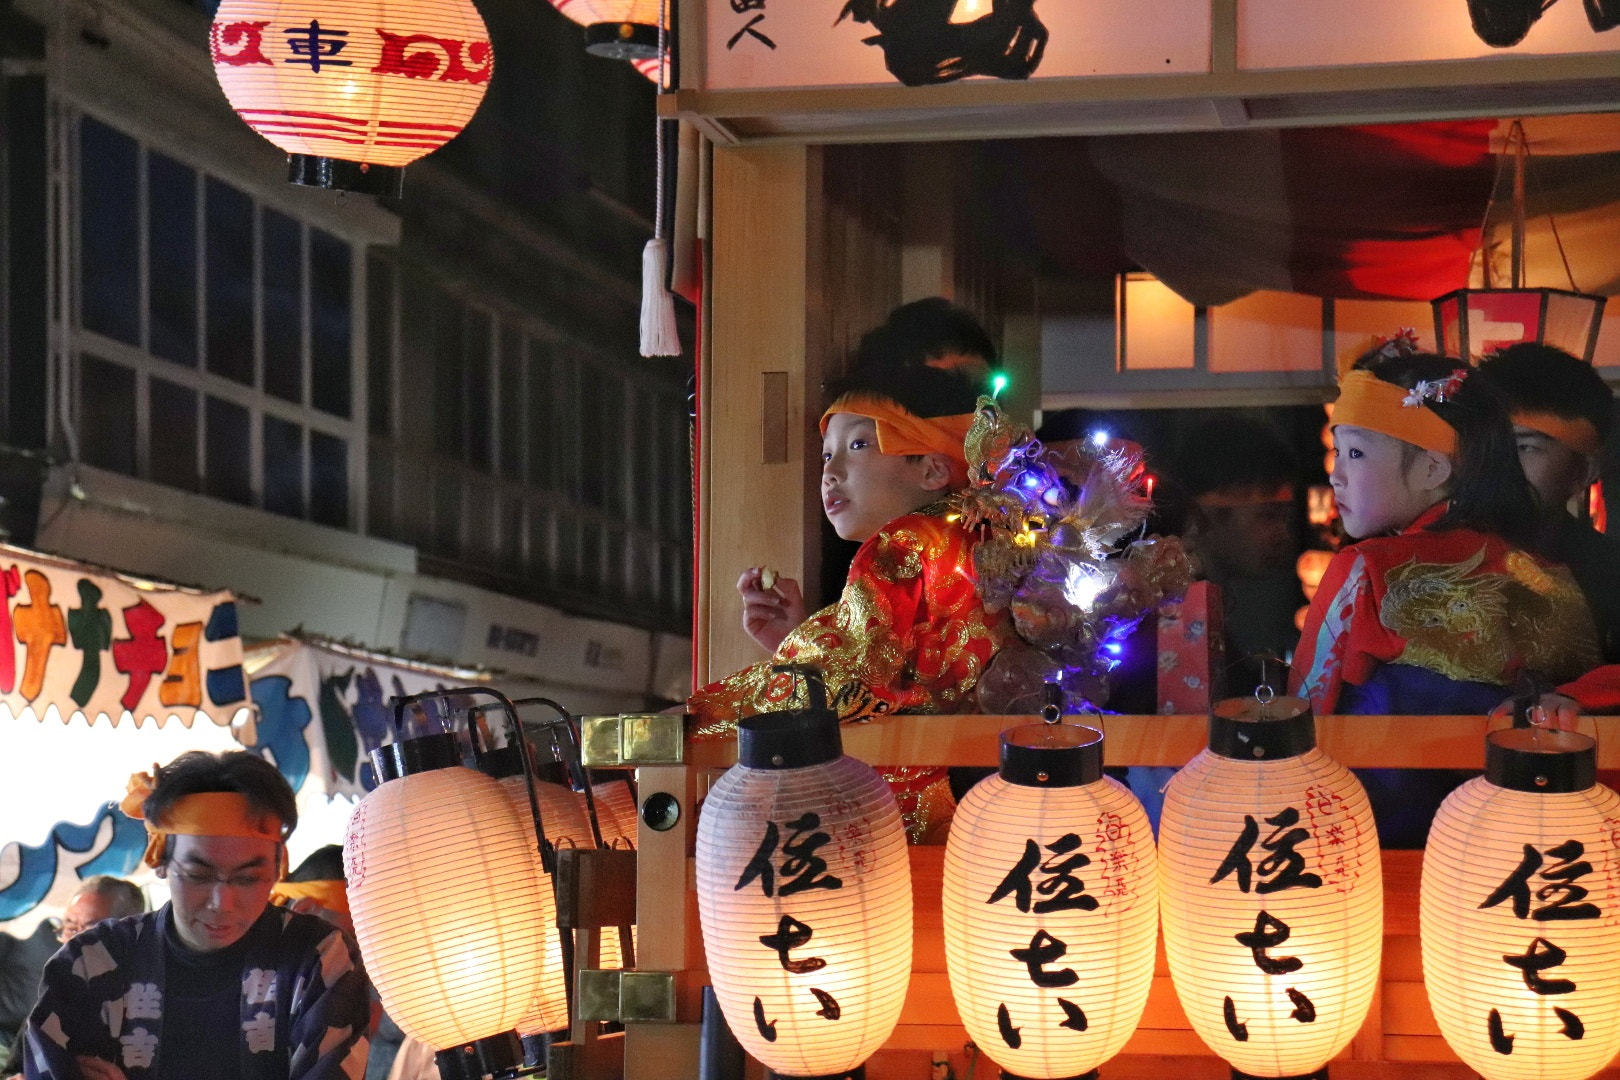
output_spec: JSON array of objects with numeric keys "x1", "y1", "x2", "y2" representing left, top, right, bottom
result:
[{"x1": 700, "y1": 145, "x2": 822, "y2": 685}]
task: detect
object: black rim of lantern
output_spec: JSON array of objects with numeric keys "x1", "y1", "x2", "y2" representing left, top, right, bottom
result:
[
  {"x1": 287, "y1": 154, "x2": 406, "y2": 198},
  {"x1": 1000, "y1": 720, "x2": 1105, "y2": 788},
  {"x1": 738, "y1": 665, "x2": 843, "y2": 770},
  {"x1": 1486, "y1": 726, "x2": 1597, "y2": 794},
  {"x1": 1207, "y1": 692, "x2": 1317, "y2": 762},
  {"x1": 584, "y1": 20, "x2": 661, "y2": 59}
]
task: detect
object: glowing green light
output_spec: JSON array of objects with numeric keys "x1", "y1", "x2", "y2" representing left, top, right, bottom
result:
[{"x1": 991, "y1": 372, "x2": 1009, "y2": 398}]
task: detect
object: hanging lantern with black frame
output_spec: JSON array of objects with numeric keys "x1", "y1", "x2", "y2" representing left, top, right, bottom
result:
[{"x1": 1432, "y1": 121, "x2": 1608, "y2": 365}]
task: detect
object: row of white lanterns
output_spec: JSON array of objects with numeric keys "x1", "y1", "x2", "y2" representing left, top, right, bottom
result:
[
  {"x1": 694, "y1": 681, "x2": 1620, "y2": 1080},
  {"x1": 333, "y1": 682, "x2": 1620, "y2": 1080}
]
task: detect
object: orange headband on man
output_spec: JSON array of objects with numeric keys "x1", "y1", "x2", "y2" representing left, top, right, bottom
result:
[
  {"x1": 120, "y1": 767, "x2": 288, "y2": 871},
  {"x1": 820, "y1": 392, "x2": 974, "y2": 488},
  {"x1": 1331, "y1": 369, "x2": 1459, "y2": 457},
  {"x1": 1513, "y1": 410, "x2": 1604, "y2": 458}
]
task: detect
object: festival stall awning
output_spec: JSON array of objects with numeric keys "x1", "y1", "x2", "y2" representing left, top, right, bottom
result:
[{"x1": 0, "y1": 546, "x2": 249, "y2": 932}]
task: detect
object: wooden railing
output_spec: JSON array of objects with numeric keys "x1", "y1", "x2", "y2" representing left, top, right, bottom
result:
[{"x1": 625, "y1": 713, "x2": 1620, "y2": 1080}]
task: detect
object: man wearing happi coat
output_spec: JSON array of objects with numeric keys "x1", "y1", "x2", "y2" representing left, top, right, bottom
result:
[{"x1": 23, "y1": 751, "x2": 370, "y2": 1080}]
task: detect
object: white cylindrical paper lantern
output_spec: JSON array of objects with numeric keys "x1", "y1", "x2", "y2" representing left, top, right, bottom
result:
[
  {"x1": 696, "y1": 691, "x2": 912, "y2": 1078},
  {"x1": 498, "y1": 775, "x2": 572, "y2": 1037},
  {"x1": 1160, "y1": 696, "x2": 1382, "y2": 1078},
  {"x1": 1422, "y1": 727, "x2": 1620, "y2": 1080},
  {"x1": 212, "y1": 0, "x2": 492, "y2": 194},
  {"x1": 344, "y1": 736, "x2": 547, "y2": 1050},
  {"x1": 944, "y1": 723, "x2": 1158, "y2": 1079}
]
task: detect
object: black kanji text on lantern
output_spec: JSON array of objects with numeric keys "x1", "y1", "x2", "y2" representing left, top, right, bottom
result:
[
  {"x1": 1480, "y1": 840, "x2": 1602, "y2": 921},
  {"x1": 282, "y1": 20, "x2": 351, "y2": 72},
  {"x1": 1009, "y1": 928, "x2": 1079, "y2": 988},
  {"x1": 1211, "y1": 807, "x2": 1323, "y2": 894},
  {"x1": 1235, "y1": 910, "x2": 1303, "y2": 976},
  {"x1": 987, "y1": 833, "x2": 1099, "y2": 913},
  {"x1": 759, "y1": 915, "x2": 826, "y2": 974},
  {"x1": 734, "y1": 813, "x2": 843, "y2": 897},
  {"x1": 1503, "y1": 936, "x2": 1576, "y2": 995}
]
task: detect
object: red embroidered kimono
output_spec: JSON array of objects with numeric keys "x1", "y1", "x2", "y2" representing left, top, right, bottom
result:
[
  {"x1": 689, "y1": 507, "x2": 1015, "y2": 842},
  {"x1": 1290, "y1": 505, "x2": 1601, "y2": 714}
]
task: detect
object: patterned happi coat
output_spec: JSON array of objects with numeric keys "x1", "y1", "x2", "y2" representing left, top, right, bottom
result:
[
  {"x1": 690, "y1": 507, "x2": 1016, "y2": 842},
  {"x1": 1291, "y1": 504, "x2": 1601, "y2": 715},
  {"x1": 23, "y1": 904, "x2": 369, "y2": 1080}
]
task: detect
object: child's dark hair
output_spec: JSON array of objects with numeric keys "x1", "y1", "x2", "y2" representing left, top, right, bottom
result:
[
  {"x1": 823, "y1": 297, "x2": 996, "y2": 417},
  {"x1": 1477, "y1": 342, "x2": 1615, "y2": 444},
  {"x1": 143, "y1": 751, "x2": 298, "y2": 848},
  {"x1": 1352, "y1": 347, "x2": 1538, "y2": 548}
]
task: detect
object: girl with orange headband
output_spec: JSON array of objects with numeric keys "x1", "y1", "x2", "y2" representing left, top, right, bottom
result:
[
  {"x1": 687, "y1": 299, "x2": 1016, "y2": 842},
  {"x1": 1289, "y1": 344, "x2": 1601, "y2": 846}
]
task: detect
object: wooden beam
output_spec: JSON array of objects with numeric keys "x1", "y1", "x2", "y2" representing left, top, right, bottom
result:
[
  {"x1": 687, "y1": 713, "x2": 1620, "y2": 771},
  {"x1": 700, "y1": 146, "x2": 820, "y2": 684}
]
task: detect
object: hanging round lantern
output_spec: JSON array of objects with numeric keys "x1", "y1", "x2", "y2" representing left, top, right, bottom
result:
[
  {"x1": 211, "y1": 0, "x2": 493, "y2": 196},
  {"x1": 549, "y1": 0, "x2": 664, "y2": 60},
  {"x1": 344, "y1": 732, "x2": 547, "y2": 1051},
  {"x1": 1422, "y1": 727, "x2": 1620, "y2": 1080},
  {"x1": 1159, "y1": 695, "x2": 1383, "y2": 1079},
  {"x1": 943, "y1": 722, "x2": 1158, "y2": 1079},
  {"x1": 695, "y1": 671, "x2": 912, "y2": 1078}
]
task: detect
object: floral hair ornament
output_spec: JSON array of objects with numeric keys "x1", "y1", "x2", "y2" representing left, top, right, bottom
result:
[
  {"x1": 1374, "y1": 327, "x2": 1422, "y2": 360},
  {"x1": 1402, "y1": 368, "x2": 1469, "y2": 407}
]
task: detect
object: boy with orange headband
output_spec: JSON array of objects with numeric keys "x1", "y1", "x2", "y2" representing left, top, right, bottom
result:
[
  {"x1": 23, "y1": 752, "x2": 370, "y2": 1080},
  {"x1": 1290, "y1": 344, "x2": 1601, "y2": 845},
  {"x1": 1479, "y1": 343, "x2": 1619, "y2": 665},
  {"x1": 689, "y1": 299, "x2": 1016, "y2": 841}
]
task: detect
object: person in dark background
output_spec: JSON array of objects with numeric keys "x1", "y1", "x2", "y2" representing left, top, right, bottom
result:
[
  {"x1": 1171, "y1": 416, "x2": 1307, "y2": 693},
  {"x1": 1478, "y1": 343, "x2": 1620, "y2": 665},
  {"x1": 3, "y1": 878, "x2": 147, "y2": 1079}
]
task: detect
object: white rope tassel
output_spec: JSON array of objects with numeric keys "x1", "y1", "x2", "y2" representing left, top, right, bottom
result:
[
  {"x1": 640, "y1": 0, "x2": 682, "y2": 358},
  {"x1": 640, "y1": 237, "x2": 681, "y2": 357}
]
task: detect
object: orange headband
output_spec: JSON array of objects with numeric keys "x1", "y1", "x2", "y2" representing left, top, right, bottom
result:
[
  {"x1": 1514, "y1": 411, "x2": 1603, "y2": 458},
  {"x1": 1332, "y1": 370, "x2": 1458, "y2": 457},
  {"x1": 268, "y1": 879, "x2": 350, "y2": 920},
  {"x1": 820, "y1": 393, "x2": 974, "y2": 488},
  {"x1": 120, "y1": 768, "x2": 288, "y2": 871}
]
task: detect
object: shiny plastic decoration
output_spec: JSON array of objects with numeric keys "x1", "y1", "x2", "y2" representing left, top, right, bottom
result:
[
  {"x1": 1422, "y1": 728, "x2": 1620, "y2": 1080},
  {"x1": 943, "y1": 725, "x2": 1157, "y2": 1078},
  {"x1": 211, "y1": 0, "x2": 491, "y2": 171},
  {"x1": 1159, "y1": 696, "x2": 1382, "y2": 1077},
  {"x1": 344, "y1": 765, "x2": 546, "y2": 1050},
  {"x1": 695, "y1": 732, "x2": 911, "y2": 1077}
]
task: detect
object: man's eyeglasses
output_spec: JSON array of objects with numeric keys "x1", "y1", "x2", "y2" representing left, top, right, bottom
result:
[{"x1": 168, "y1": 865, "x2": 274, "y2": 892}]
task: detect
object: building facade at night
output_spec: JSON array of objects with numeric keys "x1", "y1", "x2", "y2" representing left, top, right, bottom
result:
[{"x1": 0, "y1": 0, "x2": 692, "y2": 708}]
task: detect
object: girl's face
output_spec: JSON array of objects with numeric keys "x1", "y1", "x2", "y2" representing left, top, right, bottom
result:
[
  {"x1": 1330, "y1": 424, "x2": 1448, "y2": 540},
  {"x1": 821, "y1": 413, "x2": 947, "y2": 542}
]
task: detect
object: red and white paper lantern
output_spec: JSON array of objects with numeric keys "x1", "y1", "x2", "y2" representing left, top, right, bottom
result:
[
  {"x1": 211, "y1": 0, "x2": 492, "y2": 194},
  {"x1": 943, "y1": 723, "x2": 1158, "y2": 1079},
  {"x1": 695, "y1": 694, "x2": 911, "y2": 1077},
  {"x1": 1159, "y1": 696, "x2": 1382, "y2": 1079},
  {"x1": 1423, "y1": 728, "x2": 1620, "y2": 1080}
]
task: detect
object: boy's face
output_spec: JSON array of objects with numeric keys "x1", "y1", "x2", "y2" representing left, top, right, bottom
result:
[
  {"x1": 1513, "y1": 425, "x2": 1596, "y2": 515},
  {"x1": 821, "y1": 413, "x2": 948, "y2": 542},
  {"x1": 1329, "y1": 424, "x2": 1447, "y2": 540}
]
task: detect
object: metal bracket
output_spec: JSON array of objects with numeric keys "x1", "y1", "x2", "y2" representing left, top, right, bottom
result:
[
  {"x1": 580, "y1": 713, "x2": 686, "y2": 767},
  {"x1": 575, "y1": 969, "x2": 678, "y2": 1023}
]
